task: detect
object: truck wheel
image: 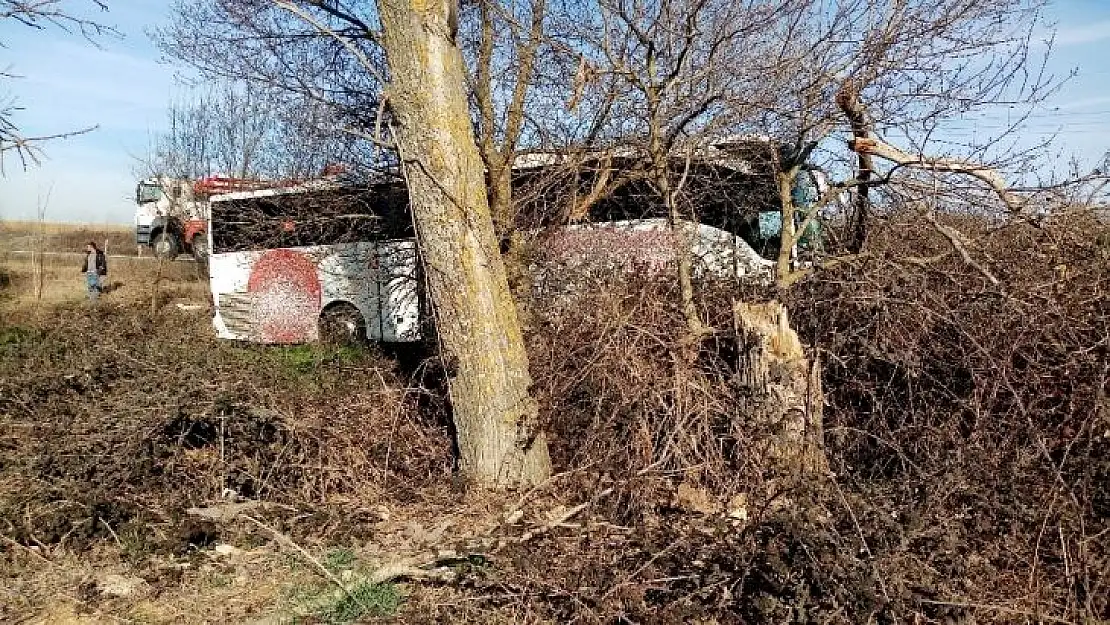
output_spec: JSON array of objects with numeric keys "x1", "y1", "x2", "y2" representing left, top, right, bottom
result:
[
  {"x1": 153, "y1": 232, "x2": 180, "y2": 259},
  {"x1": 319, "y1": 303, "x2": 367, "y2": 345},
  {"x1": 191, "y1": 234, "x2": 209, "y2": 262}
]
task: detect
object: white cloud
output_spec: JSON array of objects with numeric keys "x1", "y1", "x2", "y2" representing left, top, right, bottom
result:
[{"x1": 1053, "y1": 20, "x2": 1110, "y2": 46}]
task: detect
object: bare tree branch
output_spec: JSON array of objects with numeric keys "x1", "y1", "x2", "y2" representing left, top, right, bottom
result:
[{"x1": 850, "y1": 136, "x2": 1019, "y2": 211}]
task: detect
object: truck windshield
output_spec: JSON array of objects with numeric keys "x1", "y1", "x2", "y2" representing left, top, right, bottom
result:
[{"x1": 136, "y1": 183, "x2": 164, "y2": 204}]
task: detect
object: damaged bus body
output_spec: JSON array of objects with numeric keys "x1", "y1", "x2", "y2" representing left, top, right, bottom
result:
[
  {"x1": 517, "y1": 136, "x2": 828, "y2": 286},
  {"x1": 205, "y1": 138, "x2": 826, "y2": 346},
  {"x1": 207, "y1": 179, "x2": 422, "y2": 345}
]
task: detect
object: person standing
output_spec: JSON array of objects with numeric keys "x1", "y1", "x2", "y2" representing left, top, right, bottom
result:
[{"x1": 81, "y1": 242, "x2": 108, "y2": 300}]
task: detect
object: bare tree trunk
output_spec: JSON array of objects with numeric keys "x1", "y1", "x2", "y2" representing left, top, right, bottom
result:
[
  {"x1": 33, "y1": 189, "x2": 50, "y2": 302},
  {"x1": 377, "y1": 0, "x2": 552, "y2": 487},
  {"x1": 775, "y1": 170, "x2": 797, "y2": 288},
  {"x1": 487, "y1": 166, "x2": 514, "y2": 240},
  {"x1": 648, "y1": 139, "x2": 703, "y2": 338},
  {"x1": 837, "y1": 82, "x2": 874, "y2": 254},
  {"x1": 659, "y1": 168, "x2": 703, "y2": 338},
  {"x1": 151, "y1": 258, "x2": 165, "y2": 316}
]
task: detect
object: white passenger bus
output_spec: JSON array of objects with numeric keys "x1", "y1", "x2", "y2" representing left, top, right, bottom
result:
[
  {"x1": 203, "y1": 143, "x2": 827, "y2": 346},
  {"x1": 206, "y1": 179, "x2": 424, "y2": 345}
]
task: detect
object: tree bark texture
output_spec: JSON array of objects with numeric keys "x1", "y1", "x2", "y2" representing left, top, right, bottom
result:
[
  {"x1": 377, "y1": 0, "x2": 551, "y2": 487},
  {"x1": 775, "y1": 170, "x2": 797, "y2": 289},
  {"x1": 733, "y1": 300, "x2": 827, "y2": 478}
]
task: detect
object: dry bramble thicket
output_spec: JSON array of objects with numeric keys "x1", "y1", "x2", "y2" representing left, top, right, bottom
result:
[{"x1": 0, "y1": 205, "x2": 1106, "y2": 623}]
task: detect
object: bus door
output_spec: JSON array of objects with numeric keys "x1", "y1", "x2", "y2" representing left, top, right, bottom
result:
[{"x1": 375, "y1": 240, "x2": 421, "y2": 342}]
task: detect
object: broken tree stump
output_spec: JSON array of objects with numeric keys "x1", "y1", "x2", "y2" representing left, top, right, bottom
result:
[{"x1": 733, "y1": 300, "x2": 828, "y2": 479}]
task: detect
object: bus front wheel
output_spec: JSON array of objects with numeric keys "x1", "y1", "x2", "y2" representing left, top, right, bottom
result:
[
  {"x1": 319, "y1": 303, "x2": 367, "y2": 346},
  {"x1": 153, "y1": 232, "x2": 180, "y2": 260}
]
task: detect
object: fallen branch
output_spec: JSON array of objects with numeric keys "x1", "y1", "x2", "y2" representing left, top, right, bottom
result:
[
  {"x1": 366, "y1": 490, "x2": 614, "y2": 584},
  {"x1": 186, "y1": 501, "x2": 264, "y2": 522},
  {"x1": 1, "y1": 533, "x2": 54, "y2": 565},
  {"x1": 850, "y1": 136, "x2": 1019, "y2": 211},
  {"x1": 519, "y1": 500, "x2": 591, "y2": 541},
  {"x1": 189, "y1": 490, "x2": 612, "y2": 588},
  {"x1": 368, "y1": 559, "x2": 458, "y2": 584},
  {"x1": 241, "y1": 514, "x2": 377, "y2": 614}
]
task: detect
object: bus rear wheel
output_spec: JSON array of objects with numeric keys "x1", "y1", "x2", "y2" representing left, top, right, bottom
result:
[
  {"x1": 153, "y1": 232, "x2": 180, "y2": 259},
  {"x1": 319, "y1": 303, "x2": 367, "y2": 346}
]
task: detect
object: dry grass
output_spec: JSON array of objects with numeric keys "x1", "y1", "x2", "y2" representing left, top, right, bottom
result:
[
  {"x1": 433, "y1": 211, "x2": 1109, "y2": 624},
  {"x1": 0, "y1": 214, "x2": 1106, "y2": 623},
  {"x1": 0, "y1": 219, "x2": 200, "y2": 308},
  {"x1": 0, "y1": 253, "x2": 205, "y2": 306},
  {"x1": 0, "y1": 220, "x2": 134, "y2": 255},
  {"x1": 0, "y1": 220, "x2": 131, "y2": 231},
  {"x1": 2, "y1": 543, "x2": 314, "y2": 624},
  {"x1": 0, "y1": 298, "x2": 456, "y2": 622}
]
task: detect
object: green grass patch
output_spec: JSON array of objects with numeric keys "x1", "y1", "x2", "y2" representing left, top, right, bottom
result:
[
  {"x1": 269, "y1": 344, "x2": 368, "y2": 375},
  {"x1": 322, "y1": 547, "x2": 357, "y2": 573},
  {"x1": 318, "y1": 580, "x2": 402, "y2": 623},
  {"x1": 284, "y1": 548, "x2": 403, "y2": 623},
  {"x1": 206, "y1": 572, "x2": 233, "y2": 588},
  {"x1": 289, "y1": 579, "x2": 402, "y2": 624},
  {"x1": 0, "y1": 325, "x2": 36, "y2": 346},
  {"x1": 118, "y1": 523, "x2": 156, "y2": 564},
  {"x1": 0, "y1": 325, "x2": 40, "y2": 361},
  {"x1": 0, "y1": 268, "x2": 13, "y2": 298}
]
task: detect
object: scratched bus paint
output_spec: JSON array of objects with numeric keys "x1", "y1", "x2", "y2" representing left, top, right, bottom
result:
[
  {"x1": 534, "y1": 218, "x2": 774, "y2": 281},
  {"x1": 207, "y1": 182, "x2": 421, "y2": 345}
]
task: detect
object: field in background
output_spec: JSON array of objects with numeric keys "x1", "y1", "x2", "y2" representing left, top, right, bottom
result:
[
  {"x1": 0, "y1": 220, "x2": 136, "y2": 255},
  {"x1": 0, "y1": 253, "x2": 206, "y2": 306},
  {"x1": 0, "y1": 220, "x2": 206, "y2": 307}
]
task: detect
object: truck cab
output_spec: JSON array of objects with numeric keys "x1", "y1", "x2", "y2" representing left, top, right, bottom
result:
[{"x1": 135, "y1": 177, "x2": 209, "y2": 260}]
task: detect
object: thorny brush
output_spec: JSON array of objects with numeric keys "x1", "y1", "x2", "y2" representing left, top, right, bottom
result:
[{"x1": 0, "y1": 210, "x2": 1106, "y2": 623}]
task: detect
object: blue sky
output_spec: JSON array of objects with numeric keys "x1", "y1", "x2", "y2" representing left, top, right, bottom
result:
[
  {"x1": 0, "y1": 0, "x2": 178, "y2": 224},
  {"x1": 1, "y1": 1, "x2": 1109, "y2": 224}
]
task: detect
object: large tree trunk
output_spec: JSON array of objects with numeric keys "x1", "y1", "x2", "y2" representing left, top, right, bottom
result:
[{"x1": 377, "y1": 0, "x2": 552, "y2": 487}]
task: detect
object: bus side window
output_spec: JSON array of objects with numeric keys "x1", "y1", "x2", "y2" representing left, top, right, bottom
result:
[{"x1": 210, "y1": 185, "x2": 412, "y2": 254}]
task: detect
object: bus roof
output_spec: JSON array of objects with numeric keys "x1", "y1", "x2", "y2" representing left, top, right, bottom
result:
[{"x1": 209, "y1": 178, "x2": 350, "y2": 202}]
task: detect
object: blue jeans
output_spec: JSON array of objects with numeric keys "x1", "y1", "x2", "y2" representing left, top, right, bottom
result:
[{"x1": 86, "y1": 272, "x2": 101, "y2": 300}]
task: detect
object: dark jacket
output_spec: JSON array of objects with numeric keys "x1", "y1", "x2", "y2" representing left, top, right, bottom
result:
[{"x1": 80, "y1": 250, "x2": 108, "y2": 276}]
